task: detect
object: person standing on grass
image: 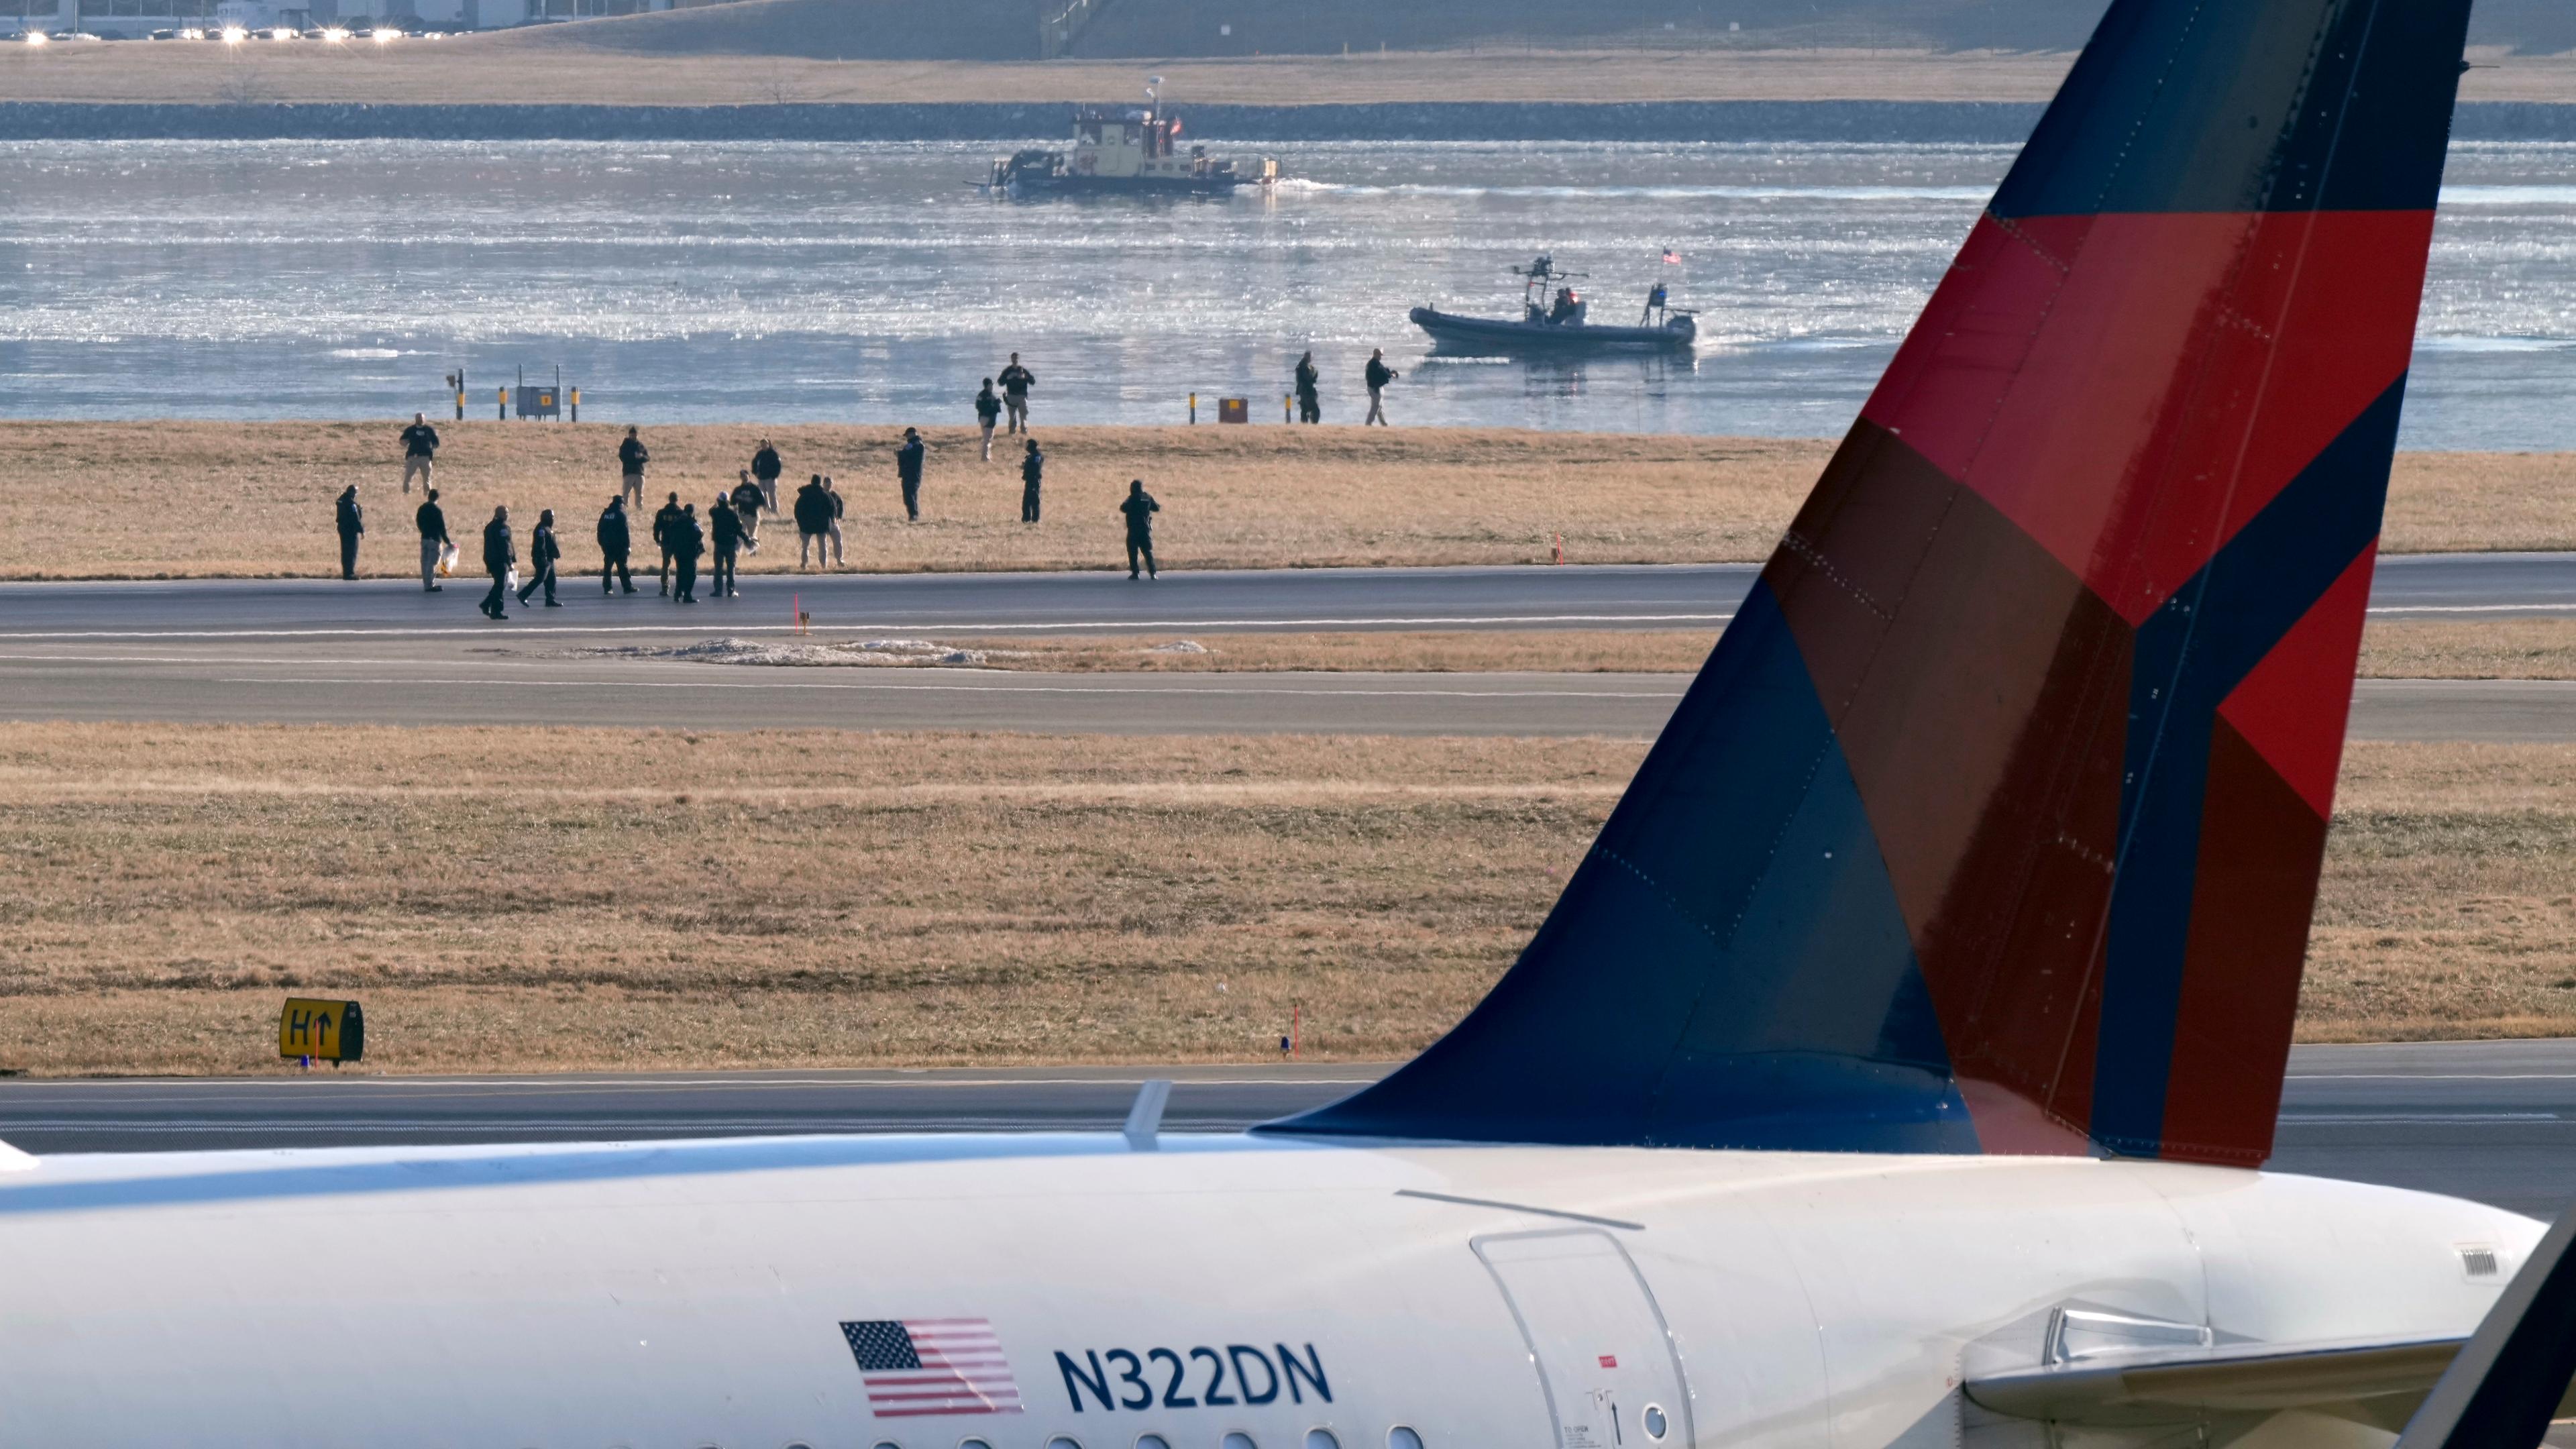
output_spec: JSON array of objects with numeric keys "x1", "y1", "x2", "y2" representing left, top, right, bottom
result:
[
  {"x1": 1119, "y1": 479, "x2": 1160, "y2": 580},
  {"x1": 618, "y1": 426, "x2": 649, "y2": 506},
  {"x1": 793, "y1": 474, "x2": 830, "y2": 570},
  {"x1": 822, "y1": 476, "x2": 847, "y2": 565},
  {"x1": 1294, "y1": 351, "x2": 1322, "y2": 424},
  {"x1": 671, "y1": 502, "x2": 705, "y2": 604},
  {"x1": 731, "y1": 471, "x2": 766, "y2": 553},
  {"x1": 750, "y1": 438, "x2": 782, "y2": 511},
  {"x1": 597, "y1": 495, "x2": 633, "y2": 595},
  {"x1": 998, "y1": 352, "x2": 1036, "y2": 433},
  {"x1": 1363, "y1": 348, "x2": 1397, "y2": 425},
  {"x1": 709, "y1": 490, "x2": 744, "y2": 598},
  {"x1": 974, "y1": 378, "x2": 1002, "y2": 460},
  {"x1": 479, "y1": 504, "x2": 515, "y2": 620},
  {"x1": 1019, "y1": 438, "x2": 1044, "y2": 523},
  {"x1": 416, "y1": 487, "x2": 451, "y2": 593},
  {"x1": 517, "y1": 507, "x2": 561, "y2": 609},
  {"x1": 335, "y1": 486, "x2": 364, "y2": 581},
  {"x1": 896, "y1": 427, "x2": 926, "y2": 522},
  {"x1": 399, "y1": 411, "x2": 439, "y2": 494},
  {"x1": 652, "y1": 490, "x2": 684, "y2": 596}
]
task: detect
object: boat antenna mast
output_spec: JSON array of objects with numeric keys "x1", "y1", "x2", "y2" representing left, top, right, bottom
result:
[{"x1": 1509, "y1": 254, "x2": 1589, "y2": 313}]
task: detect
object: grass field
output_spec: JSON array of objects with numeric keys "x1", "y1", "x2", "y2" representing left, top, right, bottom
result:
[
  {"x1": 0, "y1": 722, "x2": 2567, "y2": 1075},
  {"x1": 3, "y1": 421, "x2": 2569, "y2": 579},
  {"x1": 0, "y1": 40, "x2": 2563, "y2": 107}
]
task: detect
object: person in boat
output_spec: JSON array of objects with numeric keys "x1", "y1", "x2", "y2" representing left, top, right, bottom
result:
[{"x1": 1550, "y1": 287, "x2": 1580, "y2": 324}]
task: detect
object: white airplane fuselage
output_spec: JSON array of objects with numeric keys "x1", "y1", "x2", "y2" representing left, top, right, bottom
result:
[{"x1": 0, "y1": 1134, "x2": 2535, "y2": 1448}]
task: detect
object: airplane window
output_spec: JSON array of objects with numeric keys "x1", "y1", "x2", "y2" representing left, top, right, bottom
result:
[
  {"x1": 1389, "y1": 1430, "x2": 1425, "y2": 1449},
  {"x1": 1135, "y1": 1436, "x2": 1171, "y2": 1449},
  {"x1": 961, "y1": 1440, "x2": 994, "y2": 1449},
  {"x1": 873, "y1": 1442, "x2": 900, "y2": 1449},
  {"x1": 1222, "y1": 1436, "x2": 1257, "y2": 1449},
  {"x1": 1047, "y1": 1439, "x2": 1082, "y2": 1449},
  {"x1": 1642, "y1": 1405, "x2": 1669, "y2": 1442},
  {"x1": 1307, "y1": 1432, "x2": 1342, "y2": 1449}
]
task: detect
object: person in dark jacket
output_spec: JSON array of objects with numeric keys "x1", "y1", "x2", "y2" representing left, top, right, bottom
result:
[
  {"x1": 1363, "y1": 348, "x2": 1398, "y2": 425},
  {"x1": 1118, "y1": 479, "x2": 1160, "y2": 580},
  {"x1": 479, "y1": 504, "x2": 515, "y2": 619},
  {"x1": 749, "y1": 439, "x2": 782, "y2": 511},
  {"x1": 416, "y1": 487, "x2": 450, "y2": 592},
  {"x1": 896, "y1": 427, "x2": 926, "y2": 521},
  {"x1": 974, "y1": 379, "x2": 1002, "y2": 460},
  {"x1": 730, "y1": 472, "x2": 766, "y2": 553},
  {"x1": 998, "y1": 353, "x2": 1036, "y2": 433},
  {"x1": 1293, "y1": 352, "x2": 1322, "y2": 425},
  {"x1": 517, "y1": 508, "x2": 561, "y2": 608},
  {"x1": 334, "y1": 486, "x2": 364, "y2": 580},
  {"x1": 708, "y1": 492, "x2": 744, "y2": 598},
  {"x1": 792, "y1": 474, "x2": 831, "y2": 570},
  {"x1": 651, "y1": 492, "x2": 684, "y2": 595},
  {"x1": 671, "y1": 503, "x2": 705, "y2": 604},
  {"x1": 618, "y1": 427, "x2": 649, "y2": 506},
  {"x1": 1019, "y1": 439, "x2": 1044, "y2": 524},
  {"x1": 400, "y1": 412, "x2": 439, "y2": 494},
  {"x1": 597, "y1": 496, "x2": 633, "y2": 594}
]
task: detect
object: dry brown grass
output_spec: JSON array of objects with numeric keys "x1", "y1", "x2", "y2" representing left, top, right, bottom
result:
[
  {"x1": 0, "y1": 421, "x2": 1818, "y2": 578},
  {"x1": 0, "y1": 723, "x2": 2572, "y2": 1074},
  {"x1": 0, "y1": 723, "x2": 1638, "y2": 1075},
  {"x1": 2304, "y1": 742, "x2": 2576, "y2": 1042},
  {"x1": 2360, "y1": 620, "x2": 2576, "y2": 680},
  {"x1": 3, "y1": 421, "x2": 2569, "y2": 580},
  {"x1": 1, "y1": 43, "x2": 2563, "y2": 107}
]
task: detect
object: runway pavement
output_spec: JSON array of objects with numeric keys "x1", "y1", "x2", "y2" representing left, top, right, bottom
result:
[
  {"x1": 3, "y1": 558, "x2": 2574, "y2": 736},
  {"x1": 6, "y1": 1042, "x2": 2576, "y2": 1215}
]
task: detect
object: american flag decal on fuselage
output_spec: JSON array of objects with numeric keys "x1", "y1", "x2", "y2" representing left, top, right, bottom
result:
[{"x1": 840, "y1": 1319, "x2": 1025, "y2": 1418}]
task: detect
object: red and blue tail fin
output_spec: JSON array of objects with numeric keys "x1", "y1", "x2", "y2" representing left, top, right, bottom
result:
[{"x1": 1273, "y1": 0, "x2": 2473, "y2": 1165}]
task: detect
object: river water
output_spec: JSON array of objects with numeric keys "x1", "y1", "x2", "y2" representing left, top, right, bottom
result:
[{"x1": 3, "y1": 138, "x2": 2573, "y2": 447}]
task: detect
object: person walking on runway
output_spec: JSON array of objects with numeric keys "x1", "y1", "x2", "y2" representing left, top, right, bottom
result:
[
  {"x1": 731, "y1": 471, "x2": 766, "y2": 553},
  {"x1": 709, "y1": 491, "x2": 744, "y2": 598},
  {"x1": 399, "y1": 412, "x2": 439, "y2": 494},
  {"x1": 652, "y1": 491, "x2": 684, "y2": 595},
  {"x1": 1118, "y1": 479, "x2": 1160, "y2": 580},
  {"x1": 1019, "y1": 438, "x2": 1044, "y2": 523},
  {"x1": 618, "y1": 427, "x2": 649, "y2": 507},
  {"x1": 896, "y1": 427, "x2": 926, "y2": 522},
  {"x1": 479, "y1": 504, "x2": 515, "y2": 620},
  {"x1": 597, "y1": 495, "x2": 634, "y2": 594},
  {"x1": 516, "y1": 507, "x2": 561, "y2": 608},
  {"x1": 1293, "y1": 352, "x2": 1322, "y2": 425},
  {"x1": 334, "y1": 486, "x2": 365, "y2": 580},
  {"x1": 750, "y1": 438, "x2": 783, "y2": 512},
  {"x1": 821, "y1": 476, "x2": 846, "y2": 565},
  {"x1": 975, "y1": 379, "x2": 1002, "y2": 460},
  {"x1": 670, "y1": 503, "x2": 705, "y2": 604},
  {"x1": 415, "y1": 487, "x2": 451, "y2": 592}
]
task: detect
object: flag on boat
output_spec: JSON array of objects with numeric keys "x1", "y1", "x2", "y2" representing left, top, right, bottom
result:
[
  {"x1": 841, "y1": 1318, "x2": 1025, "y2": 1418},
  {"x1": 1661, "y1": 248, "x2": 1681, "y2": 264}
]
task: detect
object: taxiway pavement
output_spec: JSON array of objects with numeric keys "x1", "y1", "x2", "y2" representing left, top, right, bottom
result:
[{"x1": 8, "y1": 1040, "x2": 2576, "y2": 1216}]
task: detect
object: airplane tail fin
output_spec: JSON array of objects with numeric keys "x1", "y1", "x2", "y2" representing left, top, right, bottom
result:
[{"x1": 1271, "y1": 0, "x2": 2472, "y2": 1165}]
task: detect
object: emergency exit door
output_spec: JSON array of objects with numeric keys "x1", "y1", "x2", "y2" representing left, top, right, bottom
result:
[{"x1": 1476, "y1": 1229, "x2": 1696, "y2": 1449}]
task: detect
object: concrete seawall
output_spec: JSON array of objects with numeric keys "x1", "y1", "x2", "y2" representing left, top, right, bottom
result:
[{"x1": 3, "y1": 99, "x2": 2569, "y2": 143}]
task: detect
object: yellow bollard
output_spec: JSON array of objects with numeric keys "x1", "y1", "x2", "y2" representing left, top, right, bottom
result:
[
  {"x1": 1283, "y1": 393, "x2": 1292, "y2": 423},
  {"x1": 1189, "y1": 392, "x2": 1197, "y2": 424},
  {"x1": 497, "y1": 386, "x2": 507, "y2": 421},
  {"x1": 570, "y1": 386, "x2": 580, "y2": 423}
]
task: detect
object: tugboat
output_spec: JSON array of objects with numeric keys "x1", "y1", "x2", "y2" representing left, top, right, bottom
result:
[
  {"x1": 984, "y1": 80, "x2": 1278, "y2": 197},
  {"x1": 1411, "y1": 255, "x2": 1697, "y2": 354}
]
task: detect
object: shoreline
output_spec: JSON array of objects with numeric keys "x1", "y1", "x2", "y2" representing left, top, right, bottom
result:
[{"x1": 3, "y1": 99, "x2": 2572, "y2": 142}]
